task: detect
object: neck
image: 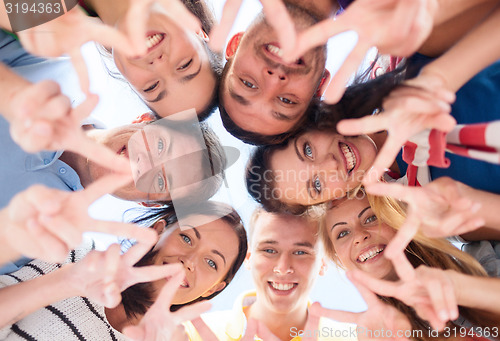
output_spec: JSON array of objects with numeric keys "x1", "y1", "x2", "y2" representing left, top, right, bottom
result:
[
  {"x1": 59, "y1": 126, "x2": 102, "y2": 188},
  {"x1": 59, "y1": 151, "x2": 93, "y2": 188},
  {"x1": 82, "y1": 0, "x2": 130, "y2": 25},
  {"x1": 105, "y1": 304, "x2": 141, "y2": 333},
  {"x1": 246, "y1": 300, "x2": 309, "y2": 341}
]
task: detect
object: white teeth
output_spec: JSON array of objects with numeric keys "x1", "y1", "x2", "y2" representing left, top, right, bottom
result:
[
  {"x1": 358, "y1": 246, "x2": 384, "y2": 263},
  {"x1": 340, "y1": 142, "x2": 356, "y2": 172},
  {"x1": 146, "y1": 33, "x2": 163, "y2": 49},
  {"x1": 266, "y1": 44, "x2": 284, "y2": 58},
  {"x1": 270, "y1": 282, "x2": 294, "y2": 291},
  {"x1": 180, "y1": 279, "x2": 189, "y2": 288}
]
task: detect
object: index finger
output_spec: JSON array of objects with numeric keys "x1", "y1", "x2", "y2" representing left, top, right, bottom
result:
[
  {"x1": 347, "y1": 269, "x2": 400, "y2": 298},
  {"x1": 362, "y1": 134, "x2": 407, "y2": 185},
  {"x1": 290, "y1": 18, "x2": 351, "y2": 61},
  {"x1": 69, "y1": 48, "x2": 90, "y2": 94},
  {"x1": 323, "y1": 41, "x2": 367, "y2": 104},
  {"x1": 67, "y1": 134, "x2": 131, "y2": 177},
  {"x1": 209, "y1": 0, "x2": 243, "y2": 52},
  {"x1": 384, "y1": 215, "x2": 418, "y2": 259},
  {"x1": 309, "y1": 302, "x2": 360, "y2": 325},
  {"x1": 150, "y1": 265, "x2": 185, "y2": 310},
  {"x1": 78, "y1": 173, "x2": 133, "y2": 206},
  {"x1": 261, "y1": 0, "x2": 296, "y2": 59},
  {"x1": 390, "y1": 251, "x2": 416, "y2": 281}
]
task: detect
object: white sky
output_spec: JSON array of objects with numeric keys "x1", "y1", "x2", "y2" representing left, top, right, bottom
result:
[{"x1": 81, "y1": 0, "x2": 368, "y2": 314}]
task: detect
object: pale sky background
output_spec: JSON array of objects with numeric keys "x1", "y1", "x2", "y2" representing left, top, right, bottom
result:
[{"x1": 78, "y1": 0, "x2": 369, "y2": 314}]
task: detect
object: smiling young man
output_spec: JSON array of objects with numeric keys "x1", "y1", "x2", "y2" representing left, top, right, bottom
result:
[
  {"x1": 219, "y1": 3, "x2": 332, "y2": 144},
  {"x1": 184, "y1": 207, "x2": 357, "y2": 340}
]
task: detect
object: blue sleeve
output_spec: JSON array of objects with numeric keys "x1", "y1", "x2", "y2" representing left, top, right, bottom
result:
[{"x1": 0, "y1": 29, "x2": 45, "y2": 67}]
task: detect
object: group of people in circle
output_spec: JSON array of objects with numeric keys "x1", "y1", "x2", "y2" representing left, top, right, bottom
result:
[{"x1": 0, "y1": 0, "x2": 499, "y2": 340}]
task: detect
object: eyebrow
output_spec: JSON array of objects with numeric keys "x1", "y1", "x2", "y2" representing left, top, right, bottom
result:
[
  {"x1": 358, "y1": 206, "x2": 371, "y2": 218},
  {"x1": 294, "y1": 242, "x2": 314, "y2": 248},
  {"x1": 293, "y1": 138, "x2": 304, "y2": 162},
  {"x1": 192, "y1": 227, "x2": 201, "y2": 240},
  {"x1": 180, "y1": 62, "x2": 202, "y2": 84},
  {"x1": 212, "y1": 250, "x2": 226, "y2": 266},
  {"x1": 148, "y1": 90, "x2": 167, "y2": 103},
  {"x1": 330, "y1": 206, "x2": 372, "y2": 231},
  {"x1": 229, "y1": 86, "x2": 251, "y2": 106}
]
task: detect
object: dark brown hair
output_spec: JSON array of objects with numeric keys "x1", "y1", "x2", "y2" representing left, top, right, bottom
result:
[{"x1": 121, "y1": 202, "x2": 247, "y2": 318}]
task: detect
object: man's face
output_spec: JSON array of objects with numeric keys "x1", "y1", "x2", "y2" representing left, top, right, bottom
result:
[
  {"x1": 247, "y1": 212, "x2": 323, "y2": 315},
  {"x1": 222, "y1": 10, "x2": 327, "y2": 136}
]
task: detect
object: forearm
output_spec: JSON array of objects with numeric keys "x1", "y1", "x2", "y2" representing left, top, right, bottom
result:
[
  {"x1": 420, "y1": 3, "x2": 500, "y2": 92},
  {"x1": 450, "y1": 270, "x2": 500, "y2": 314},
  {"x1": 461, "y1": 184, "x2": 500, "y2": 229},
  {"x1": 0, "y1": 62, "x2": 30, "y2": 120},
  {"x1": 0, "y1": 209, "x2": 22, "y2": 266},
  {"x1": 0, "y1": 1, "x2": 13, "y2": 31},
  {"x1": 0, "y1": 263, "x2": 78, "y2": 327}
]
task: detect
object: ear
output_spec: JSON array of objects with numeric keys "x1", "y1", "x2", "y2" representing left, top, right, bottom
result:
[
  {"x1": 201, "y1": 281, "x2": 227, "y2": 297},
  {"x1": 244, "y1": 251, "x2": 252, "y2": 270},
  {"x1": 315, "y1": 69, "x2": 331, "y2": 98},
  {"x1": 225, "y1": 32, "x2": 245, "y2": 60},
  {"x1": 152, "y1": 219, "x2": 167, "y2": 235},
  {"x1": 318, "y1": 257, "x2": 328, "y2": 276},
  {"x1": 196, "y1": 29, "x2": 209, "y2": 42}
]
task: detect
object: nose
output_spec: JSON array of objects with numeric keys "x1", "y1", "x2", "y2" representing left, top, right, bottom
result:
[
  {"x1": 264, "y1": 67, "x2": 288, "y2": 90},
  {"x1": 179, "y1": 255, "x2": 195, "y2": 272},
  {"x1": 273, "y1": 254, "x2": 294, "y2": 275},
  {"x1": 265, "y1": 68, "x2": 287, "y2": 80},
  {"x1": 148, "y1": 52, "x2": 166, "y2": 65},
  {"x1": 353, "y1": 228, "x2": 370, "y2": 245}
]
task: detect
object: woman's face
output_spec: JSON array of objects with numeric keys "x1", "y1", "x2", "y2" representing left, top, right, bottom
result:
[
  {"x1": 151, "y1": 218, "x2": 240, "y2": 305},
  {"x1": 325, "y1": 196, "x2": 396, "y2": 279},
  {"x1": 113, "y1": 11, "x2": 216, "y2": 118},
  {"x1": 270, "y1": 130, "x2": 377, "y2": 206},
  {"x1": 88, "y1": 121, "x2": 208, "y2": 202}
]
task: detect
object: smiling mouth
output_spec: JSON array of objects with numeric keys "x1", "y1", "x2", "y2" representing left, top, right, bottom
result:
[
  {"x1": 264, "y1": 43, "x2": 304, "y2": 66},
  {"x1": 118, "y1": 145, "x2": 129, "y2": 159},
  {"x1": 268, "y1": 281, "x2": 297, "y2": 292},
  {"x1": 357, "y1": 245, "x2": 385, "y2": 263},
  {"x1": 163, "y1": 261, "x2": 190, "y2": 288},
  {"x1": 180, "y1": 278, "x2": 189, "y2": 288},
  {"x1": 146, "y1": 33, "x2": 165, "y2": 51},
  {"x1": 340, "y1": 142, "x2": 356, "y2": 174}
]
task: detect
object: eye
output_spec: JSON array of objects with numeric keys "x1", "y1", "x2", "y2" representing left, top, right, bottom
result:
[
  {"x1": 294, "y1": 250, "x2": 307, "y2": 255},
  {"x1": 278, "y1": 96, "x2": 296, "y2": 105},
  {"x1": 313, "y1": 176, "x2": 321, "y2": 194},
  {"x1": 241, "y1": 79, "x2": 257, "y2": 89},
  {"x1": 157, "y1": 173, "x2": 165, "y2": 192},
  {"x1": 143, "y1": 81, "x2": 159, "y2": 92},
  {"x1": 262, "y1": 248, "x2": 276, "y2": 254},
  {"x1": 337, "y1": 230, "x2": 350, "y2": 239},
  {"x1": 180, "y1": 234, "x2": 192, "y2": 245},
  {"x1": 178, "y1": 59, "x2": 192, "y2": 70},
  {"x1": 303, "y1": 142, "x2": 313, "y2": 160},
  {"x1": 206, "y1": 258, "x2": 217, "y2": 270},
  {"x1": 364, "y1": 215, "x2": 378, "y2": 224},
  {"x1": 157, "y1": 138, "x2": 164, "y2": 155}
]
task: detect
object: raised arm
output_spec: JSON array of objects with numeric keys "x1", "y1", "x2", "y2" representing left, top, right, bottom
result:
[{"x1": 0, "y1": 243, "x2": 183, "y2": 328}]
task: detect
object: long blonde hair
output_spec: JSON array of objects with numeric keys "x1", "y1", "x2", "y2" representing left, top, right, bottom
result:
[{"x1": 320, "y1": 191, "x2": 500, "y2": 340}]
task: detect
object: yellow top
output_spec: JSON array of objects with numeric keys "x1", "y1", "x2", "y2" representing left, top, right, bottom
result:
[{"x1": 184, "y1": 291, "x2": 358, "y2": 341}]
